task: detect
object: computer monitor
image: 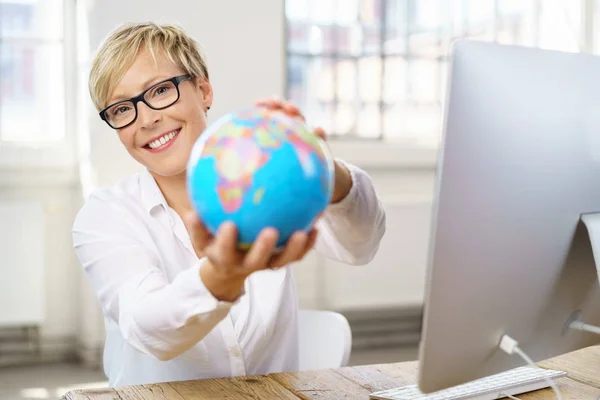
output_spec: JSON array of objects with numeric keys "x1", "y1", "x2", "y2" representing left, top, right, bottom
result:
[{"x1": 418, "y1": 39, "x2": 600, "y2": 393}]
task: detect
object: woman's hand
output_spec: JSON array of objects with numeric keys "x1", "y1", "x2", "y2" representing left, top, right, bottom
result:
[
  {"x1": 255, "y1": 97, "x2": 353, "y2": 203},
  {"x1": 184, "y1": 214, "x2": 318, "y2": 302}
]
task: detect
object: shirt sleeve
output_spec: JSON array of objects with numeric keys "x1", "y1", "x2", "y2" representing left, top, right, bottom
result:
[
  {"x1": 72, "y1": 192, "x2": 236, "y2": 361},
  {"x1": 314, "y1": 159, "x2": 387, "y2": 265}
]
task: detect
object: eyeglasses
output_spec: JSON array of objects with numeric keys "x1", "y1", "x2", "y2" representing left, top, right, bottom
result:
[{"x1": 99, "y1": 75, "x2": 192, "y2": 129}]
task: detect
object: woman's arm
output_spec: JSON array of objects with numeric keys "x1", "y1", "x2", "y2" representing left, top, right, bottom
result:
[
  {"x1": 315, "y1": 160, "x2": 386, "y2": 265},
  {"x1": 72, "y1": 193, "x2": 235, "y2": 361}
]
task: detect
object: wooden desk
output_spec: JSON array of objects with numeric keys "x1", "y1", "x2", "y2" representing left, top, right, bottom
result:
[{"x1": 63, "y1": 345, "x2": 600, "y2": 399}]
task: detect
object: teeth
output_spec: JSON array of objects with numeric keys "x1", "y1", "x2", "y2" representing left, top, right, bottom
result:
[{"x1": 148, "y1": 130, "x2": 180, "y2": 149}]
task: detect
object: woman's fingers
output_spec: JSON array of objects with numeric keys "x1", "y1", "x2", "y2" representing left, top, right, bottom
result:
[
  {"x1": 183, "y1": 212, "x2": 214, "y2": 259},
  {"x1": 243, "y1": 227, "x2": 279, "y2": 272},
  {"x1": 195, "y1": 220, "x2": 318, "y2": 277},
  {"x1": 205, "y1": 221, "x2": 240, "y2": 267},
  {"x1": 281, "y1": 102, "x2": 304, "y2": 120},
  {"x1": 255, "y1": 97, "x2": 305, "y2": 121},
  {"x1": 184, "y1": 212, "x2": 211, "y2": 246},
  {"x1": 302, "y1": 228, "x2": 319, "y2": 257},
  {"x1": 313, "y1": 126, "x2": 327, "y2": 141},
  {"x1": 268, "y1": 231, "x2": 309, "y2": 269}
]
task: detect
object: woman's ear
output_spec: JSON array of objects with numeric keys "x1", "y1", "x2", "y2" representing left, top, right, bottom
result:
[{"x1": 195, "y1": 77, "x2": 213, "y2": 111}]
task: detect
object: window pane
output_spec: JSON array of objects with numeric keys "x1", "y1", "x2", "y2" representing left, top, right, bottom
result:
[
  {"x1": 383, "y1": 103, "x2": 440, "y2": 139},
  {"x1": 287, "y1": 55, "x2": 309, "y2": 110},
  {"x1": 496, "y1": 0, "x2": 536, "y2": 47},
  {"x1": 310, "y1": 102, "x2": 335, "y2": 135},
  {"x1": 465, "y1": 0, "x2": 494, "y2": 25},
  {"x1": 335, "y1": 24, "x2": 363, "y2": 55},
  {"x1": 408, "y1": 31, "x2": 445, "y2": 58},
  {"x1": 383, "y1": 104, "x2": 403, "y2": 138},
  {"x1": 463, "y1": 0, "x2": 495, "y2": 41},
  {"x1": 336, "y1": 0, "x2": 360, "y2": 24},
  {"x1": 439, "y1": 60, "x2": 448, "y2": 102},
  {"x1": 287, "y1": 22, "x2": 311, "y2": 53},
  {"x1": 411, "y1": 0, "x2": 444, "y2": 31},
  {"x1": 361, "y1": 0, "x2": 384, "y2": 54},
  {"x1": 285, "y1": 0, "x2": 589, "y2": 142},
  {"x1": 383, "y1": 57, "x2": 407, "y2": 104},
  {"x1": 384, "y1": 0, "x2": 407, "y2": 54},
  {"x1": 335, "y1": 0, "x2": 383, "y2": 55},
  {"x1": 0, "y1": 42, "x2": 65, "y2": 142},
  {"x1": 0, "y1": 0, "x2": 64, "y2": 40},
  {"x1": 287, "y1": 56, "x2": 335, "y2": 132},
  {"x1": 288, "y1": 0, "x2": 340, "y2": 54},
  {"x1": 314, "y1": 59, "x2": 336, "y2": 102},
  {"x1": 538, "y1": 1, "x2": 582, "y2": 52},
  {"x1": 357, "y1": 103, "x2": 381, "y2": 138},
  {"x1": 448, "y1": 0, "x2": 465, "y2": 38},
  {"x1": 407, "y1": 0, "x2": 447, "y2": 58},
  {"x1": 286, "y1": 0, "x2": 310, "y2": 21},
  {"x1": 359, "y1": 56, "x2": 382, "y2": 102},
  {"x1": 287, "y1": 23, "x2": 339, "y2": 54},
  {"x1": 312, "y1": 59, "x2": 335, "y2": 132},
  {"x1": 408, "y1": 59, "x2": 439, "y2": 103},
  {"x1": 333, "y1": 102, "x2": 356, "y2": 135},
  {"x1": 309, "y1": 0, "x2": 337, "y2": 25},
  {"x1": 409, "y1": 104, "x2": 441, "y2": 139},
  {"x1": 336, "y1": 60, "x2": 357, "y2": 102},
  {"x1": 363, "y1": 24, "x2": 382, "y2": 54}
]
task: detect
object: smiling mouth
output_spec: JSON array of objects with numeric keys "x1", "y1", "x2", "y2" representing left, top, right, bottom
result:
[{"x1": 144, "y1": 129, "x2": 181, "y2": 150}]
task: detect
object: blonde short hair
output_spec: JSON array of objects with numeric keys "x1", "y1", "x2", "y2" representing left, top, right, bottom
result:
[{"x1": 89, "y1": 22, "x2": 210, "y2": 111}]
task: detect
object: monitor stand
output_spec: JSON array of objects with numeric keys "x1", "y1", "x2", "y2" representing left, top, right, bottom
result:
[
  {"x1": 565, "y1": 213, "x2": 600, "y2": 333},
  {"x1": 580, "y1": 213, "x2": 600, "y2": 282}
]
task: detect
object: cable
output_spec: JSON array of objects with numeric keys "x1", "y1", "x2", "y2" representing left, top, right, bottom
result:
[
  {"x1": 569, "y1": 319, "x2": 600, "y2": 335},
  {"x1": 503, "y1": 394, "x2": 522, "y2": 400},
  {"x1": 499, "y1": 334, "x2": 563, "y2": 400}
]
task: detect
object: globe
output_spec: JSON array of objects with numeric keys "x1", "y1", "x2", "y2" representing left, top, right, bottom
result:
[{"x1": 186, "y1": 106, "x2": 335, "y2": 250}]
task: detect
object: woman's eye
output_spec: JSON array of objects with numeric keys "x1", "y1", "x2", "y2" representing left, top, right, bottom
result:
[
  {"x1": 113, "y1": 106, "x2": 131, "y2": 115},
  {"x1": 152, "y1": 85, "x2": 171, "y2": 97}
]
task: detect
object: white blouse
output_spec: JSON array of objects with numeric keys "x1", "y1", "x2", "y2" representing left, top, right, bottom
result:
[{"x1": 72, "y1": 160, "x2": 386, "y2": 387}]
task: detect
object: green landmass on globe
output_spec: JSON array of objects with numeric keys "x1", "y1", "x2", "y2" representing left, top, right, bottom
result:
[{"x1": 199, "y1": 109, "x2": 329, "y2": 214}]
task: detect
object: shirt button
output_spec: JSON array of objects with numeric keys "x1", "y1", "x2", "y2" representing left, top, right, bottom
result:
[{"x1": 231, "y1": 347, "x2": 241, "y2": 357}]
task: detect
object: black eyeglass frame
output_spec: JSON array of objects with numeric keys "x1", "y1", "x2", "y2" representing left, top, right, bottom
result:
[{"x1": 99, "y1": 74, "x2": 193, "y2": 129}]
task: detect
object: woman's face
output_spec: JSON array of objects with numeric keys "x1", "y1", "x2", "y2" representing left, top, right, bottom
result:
[{"x1": 107, "y1": 48, "x2": 213, "y2": 177}]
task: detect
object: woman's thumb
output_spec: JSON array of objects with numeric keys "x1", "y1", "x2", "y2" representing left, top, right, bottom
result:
[{"x1": 184, "y1": 211, "x2": 212, "y2": 249}]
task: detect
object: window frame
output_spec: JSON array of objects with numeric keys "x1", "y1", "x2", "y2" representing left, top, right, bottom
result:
[
  {"x1": 0, "y1": 0, "x2": 77, "y2": 169},
  {"x1": 284, "y1": 0, "x2": 595, "y2": 169}
]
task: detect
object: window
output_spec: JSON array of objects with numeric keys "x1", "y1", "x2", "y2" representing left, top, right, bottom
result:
[
  {"x1": 285, "y1": 0, "x2": 586, "y2": 143},
  {"x1": 0, "y1": 0, "x2": 67, "y2": 144}
]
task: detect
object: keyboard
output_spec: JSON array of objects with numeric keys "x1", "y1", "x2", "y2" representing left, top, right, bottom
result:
[{"x1": 369, "y1": 366, "x2": 566, "y2": 400}]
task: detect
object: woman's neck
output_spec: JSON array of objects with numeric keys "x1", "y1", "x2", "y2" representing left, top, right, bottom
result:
[{"x1": 150, "y1": 170, "x2": 193, "y2": 217}]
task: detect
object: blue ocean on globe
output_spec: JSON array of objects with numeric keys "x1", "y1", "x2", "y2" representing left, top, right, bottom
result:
[{"x1": 187, "y1": 107, "x2": 335, "y2": 249}]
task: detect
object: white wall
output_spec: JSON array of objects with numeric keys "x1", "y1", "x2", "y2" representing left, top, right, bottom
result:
[
  {"x1": 0, "y1": 0, "x2": 437, "y2": 365},
  {"x1": 0, "y1": 168, "x2": 82, "y2": 362}
]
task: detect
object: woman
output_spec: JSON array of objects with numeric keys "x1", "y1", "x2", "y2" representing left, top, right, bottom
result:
[{"x1": 73, "y1": 22, "x2": 386, "y2": 387}]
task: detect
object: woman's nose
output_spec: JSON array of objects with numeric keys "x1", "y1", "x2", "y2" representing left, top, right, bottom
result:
[{"x1": 137, "y1": 102, "x2": 162, "y2": 129}]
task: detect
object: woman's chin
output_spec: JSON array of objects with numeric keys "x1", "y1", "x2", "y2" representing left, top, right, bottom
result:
[
  {"x1": 150, "y1": 166, "x2": 187, "y2": 178},
  {"x1": 129, "y1": 148, "x2": 189, "y2": 179}
]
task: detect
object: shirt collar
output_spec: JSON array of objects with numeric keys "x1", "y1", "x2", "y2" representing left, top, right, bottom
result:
[{"x1": 139, "y1": 168, "x2": 168, "y2": 215}]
